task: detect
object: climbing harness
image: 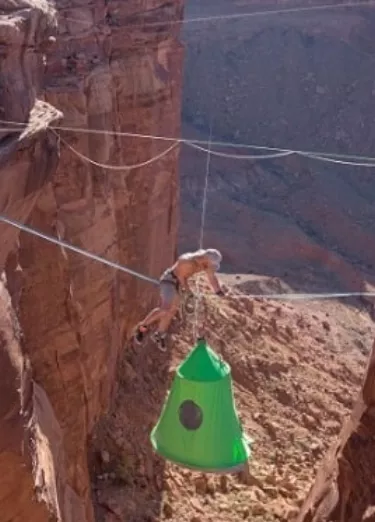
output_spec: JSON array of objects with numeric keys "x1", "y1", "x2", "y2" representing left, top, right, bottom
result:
[{"x1": 180, "y1": 290, "x2": 196, "y2": 318}]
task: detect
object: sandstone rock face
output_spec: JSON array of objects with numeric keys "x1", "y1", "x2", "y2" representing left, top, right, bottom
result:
[
  {"x1": 0, "y1": 1, "x2": 63, "y2": 522},
  {"x1": 180, "y1": 1, "x2": 375, "y2": 300},
  {"x1": 1, "y1": 0, "x2": 184, "y2": 521},
  {"x1": 0, "y1": 0, "x2": 62, "y2": 267},
  {"x1": 296, "y1": 338, "x2": 375, "y2": 522}
]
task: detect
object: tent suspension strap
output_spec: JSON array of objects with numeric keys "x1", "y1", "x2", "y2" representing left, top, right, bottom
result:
[{"x1": 193, "y1": 118, "x2": 213, "y2": 341}]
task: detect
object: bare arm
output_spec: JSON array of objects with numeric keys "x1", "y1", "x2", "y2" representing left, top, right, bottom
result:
[
  {"x1": 179, "y1": 275, "x2": 192, "y2": 292},
  {"x1": 206, "y1": 269, "x2": 221, "y2": 293}
]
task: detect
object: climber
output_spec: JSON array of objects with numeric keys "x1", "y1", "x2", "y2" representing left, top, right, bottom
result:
[{"x1": 133, "y1": 249, "x2": 225, "y2": 350}]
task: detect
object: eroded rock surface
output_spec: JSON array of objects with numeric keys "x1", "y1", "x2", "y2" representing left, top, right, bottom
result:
[
  {"x1": 0, "y1": 0, "x2": 62, "y2": 266},
  {"x1": 296, "y1": 339, "x2": 375, "y2": 522},
  {"x1": 0, "y1": 1, "x2": 63, "y2": 521},
  {"x1": 1, "y1": 0, "x2": 184, "y2": 521}
]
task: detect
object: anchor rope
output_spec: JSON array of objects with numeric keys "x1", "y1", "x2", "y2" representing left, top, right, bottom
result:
[
  {"x1": 0, "y1": 125, "x2": 374, "y2": 302},
  {"x1": 54, "y1": 130, "x2": 179, "y2": 170},
  {"x1": 193, "y1": 119, "x2": 213, "y2": 340},
  {"x1": 3, "y1": 118, "x2": 375, "y2": 165},
  {"x1": 59, "y1": 1, "x2": 375, "y2": 30},
  {"x1": 1, "y1": 214, "x2": 375, "y2": 301},
  {"x1": 0, "y1": 215, "x2": 159, "y2": 285}
]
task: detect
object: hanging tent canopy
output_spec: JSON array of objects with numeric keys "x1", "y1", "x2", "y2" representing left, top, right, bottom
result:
[{"x1": 150, "y1": 338, "x2": 252, "y2": 473}]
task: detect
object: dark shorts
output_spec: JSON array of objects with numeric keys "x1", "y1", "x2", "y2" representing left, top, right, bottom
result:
[{"x1": 159, "y1": 269, "x2": 180, "y2": 307}]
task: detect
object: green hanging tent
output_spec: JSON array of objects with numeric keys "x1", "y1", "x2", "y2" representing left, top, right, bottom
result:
[{"x1": 150, "y1": 338, "x2": 252, "y2": 473}]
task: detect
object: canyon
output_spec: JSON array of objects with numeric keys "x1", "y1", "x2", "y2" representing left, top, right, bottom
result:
[
  {"x1": 179, "y1": 0, "x2": 375, "y2": 304},
  {"x1": 1, "y1": 0, "x2": 375, "y2": 521}
]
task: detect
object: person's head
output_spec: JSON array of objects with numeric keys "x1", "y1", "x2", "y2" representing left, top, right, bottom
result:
[
  {"x1": 203, "y1": 248, "x2": 222, "y2": 271},
  {"x1": 179, "y1": 248, "x2": 222, "y2": 271}
]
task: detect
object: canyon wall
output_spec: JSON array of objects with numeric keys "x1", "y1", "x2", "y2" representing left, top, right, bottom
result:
[
  {"x1": 0, "y1": 0, "x2": 184, "y2": 521},
  {"x1": 179, "y1": 1, "x2": 375, "y2": 299},
  {"x1": 296, "y1": 338, "x2": 375, "y2": 522},
  {"x1": 0, "y1": 1, "x2": 63, "y2": 521},
  {"x1": 0, "y1": 0, "x2": 62, "y2": 267}
]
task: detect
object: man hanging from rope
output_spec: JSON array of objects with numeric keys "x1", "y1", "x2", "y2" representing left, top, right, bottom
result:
[{"x1": 133, "y1": 249, "x2": 225, "y2": 350}]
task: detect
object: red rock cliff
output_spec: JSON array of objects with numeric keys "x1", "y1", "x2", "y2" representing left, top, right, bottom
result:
[
  {"x1": 0, "y1": 0, "x2": 184, "y2": 521},
  {"x1": 296, "y1": 338, "x2": 375, "y2": 522},
  {"x1": 0, "y1": 1, "x2": 63, "y2": 521}
]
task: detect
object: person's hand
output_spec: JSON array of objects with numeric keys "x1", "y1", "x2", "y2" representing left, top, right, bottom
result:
[{"x1": 181, "y1": 287, "x2": 195, "y2": 299}]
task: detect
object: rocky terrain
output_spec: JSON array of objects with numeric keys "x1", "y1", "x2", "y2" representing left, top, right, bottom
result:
[
  {"x1": 90, "y1": 273, "x2": 374, "y2": 522},
  {"x1": 179, "y1": 0, "x2": 375, "y2": 299}
]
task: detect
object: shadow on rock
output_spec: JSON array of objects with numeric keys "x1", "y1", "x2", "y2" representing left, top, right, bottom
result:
[{"x1": 89, "y1": 334, "x2": 174, "y2": 522}]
